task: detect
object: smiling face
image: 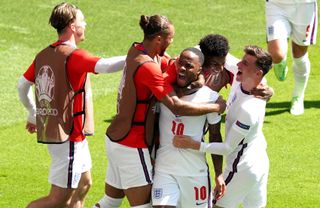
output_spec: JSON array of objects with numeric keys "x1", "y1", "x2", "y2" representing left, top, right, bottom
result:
[
  {"x1": 176, "y1": 50, "x2": 202, "y2": 87},
  {"x1": 236, "y1": 54, "x2": 261, "y2": 85}
]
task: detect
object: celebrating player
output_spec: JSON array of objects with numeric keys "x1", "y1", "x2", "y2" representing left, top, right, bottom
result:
[
  {"x1": 18, "y1": 2, "x2": 124, "y2": 207},
  {"x1": 94, "y1": 15, "x2": 226, "y2": 208},
  {"x1": 152, "y1": 47, "x2": 225, "y2": 208},
  {"x1": 174, "y1": 45, "x2": 273, "y2": 208}
]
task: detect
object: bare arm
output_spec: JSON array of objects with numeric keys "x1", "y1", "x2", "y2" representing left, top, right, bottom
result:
[
  {"x1": 208, "y1": 122, "x2": 225, "y2": 200},
  {"x1": 208, "y1": 122, "x2": 223, "y2": 176},
  {"x1": 160, "y1": 92, "x2": 226, "y2": 116}
]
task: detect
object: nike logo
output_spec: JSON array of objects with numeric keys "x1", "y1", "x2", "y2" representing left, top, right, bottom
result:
[{"x1": 196, "y1": 201, "x2": 207, "y2": 206}]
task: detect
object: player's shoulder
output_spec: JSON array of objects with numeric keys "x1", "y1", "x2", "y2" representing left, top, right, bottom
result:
[
  {"x1": 240, "y1": 97, "x2": 266, "y2": 116},
  {"x1": 196, "y1": 86, "x2": 220, "y2": 101}
]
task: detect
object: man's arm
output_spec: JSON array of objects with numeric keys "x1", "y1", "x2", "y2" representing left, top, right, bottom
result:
[
  {"x1": 94, "y1": 55, "x2": 126, "y2": 73},
  {"x1": 160, "y1": 92, "x2": 226, "y2": 116},
  {"x1": 208, "y1": 122, "x2": 225, "y2": 200},
  {"x1": 173, "y1": 113, "x2": 252, "y2": 155},
  {"x1": 17, "y1": 76, "x2": 37, "y2": 133},
  {"x1": 251, "y1": 81, "x2": 274, "y2": 101},
  {"x1": 208, "y1": 122, "x2": 223, "y2": 176}
]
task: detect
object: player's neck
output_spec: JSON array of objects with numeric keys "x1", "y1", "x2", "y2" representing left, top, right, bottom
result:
[
  {"x1": 141, "y1": 40, "x2": 157, "y2": 59},
  {"x1": 241, "y1": 80, "x2": 260, "y2": 93},
  {"x1": 58, "y1": 33, "x2": 77, "y2": 47}
]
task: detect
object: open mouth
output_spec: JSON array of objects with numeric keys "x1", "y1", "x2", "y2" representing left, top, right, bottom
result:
[{"x1": 178, "y1": 73, "x2": 186, "y2": 80}]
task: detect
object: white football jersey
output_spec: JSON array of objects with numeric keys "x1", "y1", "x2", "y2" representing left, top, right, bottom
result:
[
  {"x1": 225, "y1": 83, "x2": 267, "y2": 172},
  {"x1": 225, "y1": 53, "x2": 240, "y2": 109},
  {"x1": 155, "y1": 86, "x2": 221, "y2": 176}
]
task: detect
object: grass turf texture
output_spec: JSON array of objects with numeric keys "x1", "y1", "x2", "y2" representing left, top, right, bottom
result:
[{"x1": 0, "y1": 0, "x2": 319, "y2": 207}]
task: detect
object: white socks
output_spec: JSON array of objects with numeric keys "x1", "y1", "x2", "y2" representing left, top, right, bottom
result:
[
  {"x1": 93, "y1": 195, "x2": 123, "y2": 208},
  {"x1": 292, "y1": 53, "x2": 310, "y2": 99}
]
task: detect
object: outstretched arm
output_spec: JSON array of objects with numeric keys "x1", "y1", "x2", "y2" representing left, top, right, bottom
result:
[
  {"x1": 173, "y1": 121, "x2": 249, "y2": 155},
  {"x1": 94, "y1": 55, "x2": 126, "y2": 73}
]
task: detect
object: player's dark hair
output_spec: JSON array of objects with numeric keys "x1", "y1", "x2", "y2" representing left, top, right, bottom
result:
[
  {"x1": 199, "y1": 34, "x2": 229, "y2": 57},
  {"x1": 140, "y1": 15, "x2": 172, "y2": 40},
  {"x1": 182, "y1": 47, "x2": 205, "y2": 66},
  {"x1": 49, "y1": 2, "x2": 78, "y2": 34},
  {"x1": 244, "y1": 45, "x2": 273, "y2": 76}
]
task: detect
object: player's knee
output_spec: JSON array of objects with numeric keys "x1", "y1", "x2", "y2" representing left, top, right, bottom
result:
[
  {"x1": 79, "y1": 172, "x2": 92, "y2": 195},
  {"x1": 270, "y1": 52, "x2": 286, "y2": 64}
]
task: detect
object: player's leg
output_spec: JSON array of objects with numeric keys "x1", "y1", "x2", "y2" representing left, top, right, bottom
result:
[
  {"x1": 125, "y1": 184, "x2": 152, "y2": 207},
  {"x1": 93, "y1": 183, "x2": 124, "y2": 208},
  {"x1": 69, "y1": 139, "x2": 93, "y2": 207},
  {"x1": 94, "y1": 137, "x2": 125, "y2": 208},
  {"x1": 152, "y1": 171, "x2": 180, "y2": 208},
  {"x1": 289, "y1": 2, "x2": 317, "y2": 115},
  {"x1": 27, "y1": 185, "x2": 74, "y2": 208},
  {"x1": 265, "y1": 1, "x2": 291, "y2": 81},
  {"x1": 28, "y1": 140, "x2": 84, "y2": 208},
  {"x1": 69, "y1": 171, "x2": 92, "y2": 208},
  {"x1": 290, "y1": 43, "x2": 309, "y2": 115}
]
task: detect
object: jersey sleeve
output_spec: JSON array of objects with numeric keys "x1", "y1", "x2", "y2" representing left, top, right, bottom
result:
[
  {"x1": 137, "y1": 62, "x2": 173, "y2": 100},
  {"x1": 231, "y1": 106, "x2": 257, "y2": 136},
  {"x1": 67, "y1": 49, "x2": 100, "y2": 74},
  {"x1": 23, "y1": 61, "x2": 36, "y2": 82},
  {"x1": 200, "y1": 105, "x2": 256, "y2": 155},
  {"x1": 206, "y1": 89, "x2": 221, "y2": 124}
]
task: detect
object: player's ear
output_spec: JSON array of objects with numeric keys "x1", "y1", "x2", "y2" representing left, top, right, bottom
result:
[
  {"x1": 69, "y1": 22, "x2": 76, "y2": 32},
  {"x1": 197, "y1": 66, "x2": 202, "y2": 75},
  {"x1": 257, "y1": 69, "x2": 263, "y2": 77}
]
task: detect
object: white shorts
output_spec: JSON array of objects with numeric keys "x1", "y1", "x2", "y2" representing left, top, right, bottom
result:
[
  {"x1": 105, "y1": 136, "x2": 153, "y2": 189},
  {"x1": 48, "y1": 139, "x2": 92, "y2": 189},
  {"x1": 215, "y1": 163, "x2": 269, "y2": 208},
  {"x1": 265, "y1": 1, "x2": 318, "y2": 45},
  {"x1": 152, "y1": 171, "x2": 211, "y2": 208}
]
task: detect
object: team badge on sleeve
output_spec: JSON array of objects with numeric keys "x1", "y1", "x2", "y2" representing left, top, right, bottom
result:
[
  {"x1": 268, "y1": 26, "x2": 274, "y2": 36},
  {"x1": 153, "y1": 188, "x2": 163, "y2": 199},
  {"x1": 236, "y1": 120, "x2": 250, "y2": 130}
]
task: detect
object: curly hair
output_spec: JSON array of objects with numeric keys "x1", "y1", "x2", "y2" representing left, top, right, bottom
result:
[{"x1": 199, "y1": 34, "x2": 229, "y2": 57}]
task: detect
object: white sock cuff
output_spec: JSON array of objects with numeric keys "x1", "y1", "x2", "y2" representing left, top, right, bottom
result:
[
  {"x1": 94, "y1": 194, "x2": 123, "y2": 208},
  {"x1": 293, "y1": 52, "x2": 309, "y2": 64}
]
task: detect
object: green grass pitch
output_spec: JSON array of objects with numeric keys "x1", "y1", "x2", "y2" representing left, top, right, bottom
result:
[{"x1": 0, "y1": 0, "x2": 319, "y2": 207}]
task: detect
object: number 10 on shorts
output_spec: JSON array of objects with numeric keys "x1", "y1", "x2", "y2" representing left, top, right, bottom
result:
[{"x1": 194, "y1": 186, "x2": 207, "y2": 201}]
